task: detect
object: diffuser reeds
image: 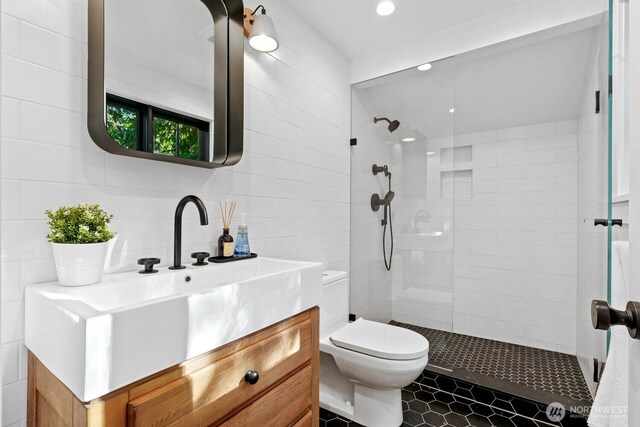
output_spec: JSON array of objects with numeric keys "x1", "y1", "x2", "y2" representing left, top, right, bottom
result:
[{"x1": 219, "y1": 201, "x2": 237, "y2": 229}]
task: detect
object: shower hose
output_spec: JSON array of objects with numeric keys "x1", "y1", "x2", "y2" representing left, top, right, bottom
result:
[
  {"x1": 383, "y1": 176, "x2": 394, "y2": 271},
  {"x1": 383, "y1": 203, "x2": 393, "y2": 271}
]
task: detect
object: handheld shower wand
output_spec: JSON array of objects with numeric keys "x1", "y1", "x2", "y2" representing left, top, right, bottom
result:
[{"x1": 371, "y1": 164, "x2": 394, "y2": 271}]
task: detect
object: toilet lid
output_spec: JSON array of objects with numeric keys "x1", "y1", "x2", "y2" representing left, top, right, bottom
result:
[{"x1": 330, "y1": 319, "x2": 429, "y2": 360}]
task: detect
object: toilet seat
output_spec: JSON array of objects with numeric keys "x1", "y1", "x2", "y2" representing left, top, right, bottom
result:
[{"x1": 329, "y1": 318, "x2": 429, "y2": 361}]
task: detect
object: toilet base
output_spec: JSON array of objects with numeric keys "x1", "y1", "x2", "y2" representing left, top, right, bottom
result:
[
  {"x1": 320, "y1": 377, "x2": 403, "y2": 427},
  {"x1": 353, "y1": 383, "x2": 403, "y2": 427},
  {"x1": 319, "y1": 343, "x2": 421, "y2": 427}
]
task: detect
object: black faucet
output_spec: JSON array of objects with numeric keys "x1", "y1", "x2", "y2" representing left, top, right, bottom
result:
[{"x1": 169, "y1": 195, "x2": 209, "y2": 270}]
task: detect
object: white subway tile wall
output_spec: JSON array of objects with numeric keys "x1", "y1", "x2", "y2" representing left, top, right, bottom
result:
[
  {"x1": 385, "y1": 121, "x2": 578, "y2": 353},
  {"x1": 0, "y1": 0, "x2": 351, "y2": 424},
  {"x1": 452, "y1": 121, "x2": 578, "y2": 353}
]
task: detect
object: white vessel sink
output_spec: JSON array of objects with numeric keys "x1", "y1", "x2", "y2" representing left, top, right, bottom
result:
[{"x1": 25, "y1": 257, "x2": 322, "y2": 402}]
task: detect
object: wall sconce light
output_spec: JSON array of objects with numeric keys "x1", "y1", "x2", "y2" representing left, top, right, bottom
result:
[{"x1": 244, "y1": 5, "x2": 279, "y2": 53}]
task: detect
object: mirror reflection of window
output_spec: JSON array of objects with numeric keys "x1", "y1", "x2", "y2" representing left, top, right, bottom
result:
[
  {"x1": 153, "y1": 118, "x2": 200, "y2": 160},
  {"x1": 106, "y1": 94, "x2": 210, "y2": 161},
  {"x1": 106, "y1": 104, "x2": 138, "y2": 151}
]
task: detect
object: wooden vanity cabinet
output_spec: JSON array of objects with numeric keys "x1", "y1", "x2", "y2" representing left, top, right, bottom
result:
[{"x1": 28, "y1": 308, "x2": 319, "y2": 427}]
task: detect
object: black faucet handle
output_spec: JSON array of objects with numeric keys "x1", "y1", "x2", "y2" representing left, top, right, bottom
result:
[
  {"x1": 191, "y1": 252, "x2": 210, "y2": 266},
  {"x1": 138, "y1": 258, "x2": 161, "y2": 274}
]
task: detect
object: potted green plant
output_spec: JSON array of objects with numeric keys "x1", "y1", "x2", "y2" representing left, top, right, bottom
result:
[{"x1": 46, "y1": 204, "x2": 116, "y2": 287}]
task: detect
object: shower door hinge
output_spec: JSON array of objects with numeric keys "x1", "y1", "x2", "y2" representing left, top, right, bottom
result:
[
  {"x1": 594, "y1": 219, "x2": 623, "y2": 227},
  {"x1": 608, "y1": 75, "x2": 613, "y2": 96},
  {"x1": 350, "y1": 138, "x2": 357, "y2": 146},
  {"x1": 595, "y1": 90, "x2": 600, "y2": 114}
]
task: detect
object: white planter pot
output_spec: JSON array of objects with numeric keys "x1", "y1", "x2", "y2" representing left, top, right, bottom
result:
[{"x1": 52, "y1": 242, "x2": 109, "y2": 287}]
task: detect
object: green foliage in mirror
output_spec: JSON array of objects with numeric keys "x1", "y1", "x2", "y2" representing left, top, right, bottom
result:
[
  {"x1": 178, "y1": 124, "x2": 199, "y2": 160},
  {"x1": 153, "y1": 117, "x2": 176, "y2": 156},
  {"x1": 153, "y1": 118, "x2": 200, "y2": 160},
  {"x1": 106, "y1": 104, "x2": 137, "y2": 150}
]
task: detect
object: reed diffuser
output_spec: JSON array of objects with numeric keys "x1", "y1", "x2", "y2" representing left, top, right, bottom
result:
[{"x1": 218, "y1": 201, "x2": 236, "y2": 258}]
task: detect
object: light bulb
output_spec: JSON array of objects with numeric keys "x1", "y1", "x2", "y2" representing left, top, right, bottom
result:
[
  {"x1": 248, "y1": 13, "x2": 279, "y2": 53},
  {"x1": 376, "y1": 1, "x2": 395, "y2": 16}
]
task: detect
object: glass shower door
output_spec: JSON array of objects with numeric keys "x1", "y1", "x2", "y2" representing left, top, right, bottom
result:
[{"x1": 350, "y1": 58, "x2": 455, "y2": 332}]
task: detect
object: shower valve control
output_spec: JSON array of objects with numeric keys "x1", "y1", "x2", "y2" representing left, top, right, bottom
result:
[{"x1": 591, "y1": 300, "x2": 640, "y2": 339}]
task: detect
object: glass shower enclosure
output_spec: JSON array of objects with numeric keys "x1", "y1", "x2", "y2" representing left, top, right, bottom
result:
[{"x1": 350, "y1": 13, "x2": 612, "y2": 395}]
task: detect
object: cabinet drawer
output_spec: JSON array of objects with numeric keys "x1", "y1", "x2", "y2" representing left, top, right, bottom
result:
[
  {"x1": 127, "y1": 318, "x2": 313, "y2": 427},
  {"x1": 219, "y1": 365, "x2": 312, "y2": 427},
  {"x1": 292, "y1": 411, "x2": 313, "y2": 427}
]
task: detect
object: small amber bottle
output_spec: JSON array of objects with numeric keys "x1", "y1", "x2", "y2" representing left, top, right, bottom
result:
[{"x1": 218, "y1": 228, "x2": 234, "y2": 258}]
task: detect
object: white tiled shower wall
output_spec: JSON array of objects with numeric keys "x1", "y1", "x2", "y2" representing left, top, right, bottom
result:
[
  {"x1": 451, "y1": 121, "x2": 579, "y2": 354},
  {"x1": 0, "y1": 0, "x2": 351, "y2": 424},
  {"x1": 350, "y1": 116, "x2": 580, "y2": 353},
  {"x1": 390, "y1": 135, "x2": 455, "y2": 331}
]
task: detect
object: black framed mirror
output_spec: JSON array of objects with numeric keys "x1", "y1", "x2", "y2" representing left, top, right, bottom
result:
[{"x1": 87, "y1": 0, "x2": 244, "y2": 168}]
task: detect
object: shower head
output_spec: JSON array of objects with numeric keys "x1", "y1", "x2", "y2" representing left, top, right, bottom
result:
[
  {"x1": 374, "y1": 117, "x2": 401, "y2": 133},
  {"x1": 384, "y1": 191, "x2": 395, "y2": 203}
]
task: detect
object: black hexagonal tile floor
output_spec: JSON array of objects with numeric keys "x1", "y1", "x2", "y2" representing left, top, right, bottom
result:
[
  {"x1": 408, "y1": 399, "x2": 429, "y2": 413},
  {"x1": 390, "y1": 321, "x2": 593, "y2": 405},
  {"x1": 320, "y1": 375, "x2": 589, "y2": 427},
  {"x1": 403, "y1": 410, "x2": 424, "y2": 426},
  {"x1": 444, "y1": 412, "x2": 468, "y2": 427}
]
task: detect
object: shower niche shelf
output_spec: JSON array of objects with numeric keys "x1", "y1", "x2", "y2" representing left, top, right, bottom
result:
[
  {"x1": 440, "y1": 145, "x2": 473, "y2": 172},
  {"x1": 440, "y1": 145, "x2": 473, "y2": 198}
]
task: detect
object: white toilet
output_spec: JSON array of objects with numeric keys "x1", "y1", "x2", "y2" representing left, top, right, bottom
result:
[{"x1": 320, "y1": 271, "x2": 429, "y2": 427}]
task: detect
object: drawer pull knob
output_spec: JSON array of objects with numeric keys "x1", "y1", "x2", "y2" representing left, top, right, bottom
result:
[{"x1": 244, "y1": 370, "x2": 260, "y2": 385}]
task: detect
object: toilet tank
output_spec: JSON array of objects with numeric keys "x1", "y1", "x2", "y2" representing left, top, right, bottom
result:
[{"x1": 320, "y1": 270, "x2": 349, "y2": 339}]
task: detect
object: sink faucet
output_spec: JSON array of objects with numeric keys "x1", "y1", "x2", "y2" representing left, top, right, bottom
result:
[{"x1": 170, "y1": 195, "x2": 209, "y2": 270}]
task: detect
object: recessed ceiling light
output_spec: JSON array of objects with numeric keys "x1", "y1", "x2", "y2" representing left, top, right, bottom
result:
[
  {"x1": 449, "y1": 108, "x2": 455, "y2": 113},
  {"x1": 376, "y1": 1, "x2": 395, "y2": 16},
  {"x1": 402, "y1": 137, "x2": 416, "y2": 142},
  {"x1": 417, "y1": 63, "x2": 432, "y2": 71},
  {"x1": 426, "y1": 151, "x2": 435, "y2": 155}
]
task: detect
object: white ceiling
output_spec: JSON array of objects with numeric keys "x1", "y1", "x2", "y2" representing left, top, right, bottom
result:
[
  {"x1": 354, "y1": 23, "x2": 599, "y2": 138},
  {"x1": 282, "y1": 0, "x2": 531, "y2": 60}
]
